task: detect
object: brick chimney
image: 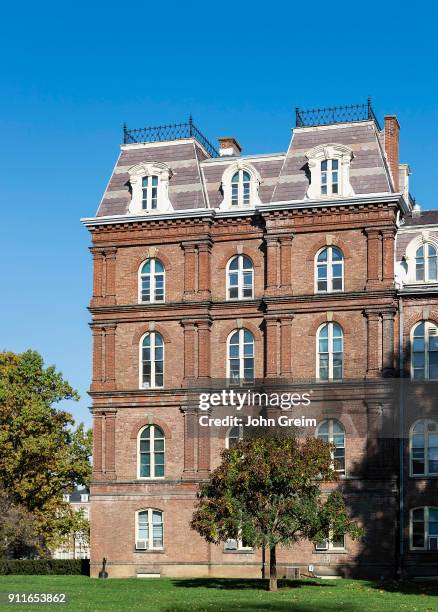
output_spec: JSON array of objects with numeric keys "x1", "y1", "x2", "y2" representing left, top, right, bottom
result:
[
  {"x1": 384, "y1": 115, "x2": 400, "y2": 191},
  {"x1": 218, "y1": 137, "x2": 241, "y2": 157}
]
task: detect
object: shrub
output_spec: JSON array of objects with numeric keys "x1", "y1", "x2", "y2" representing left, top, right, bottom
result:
[{"x1": 0, "y1": 559, "x2": 89, "y2": 575}]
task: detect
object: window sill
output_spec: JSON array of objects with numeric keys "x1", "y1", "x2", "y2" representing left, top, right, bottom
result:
[
  {"x1": 223, "y1": 550, "x2": 254, "y2": 555},
  {"x1": 313, "y1": 550, "x2": 347, "y2": 555},
  {"x1": 137, "y1": 477, "x2": 165, "y2": 481},
  {"x1": 409, "y1": 475, "x2": 438, "y2": 479},
  {"x1": 134, "y1": 548, "x2": 165, "y2": 554}
]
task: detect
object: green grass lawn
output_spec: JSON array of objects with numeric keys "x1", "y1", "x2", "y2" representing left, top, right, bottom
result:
[{"x1": 0, "y1": 576, "x2": 437, "y2": 611}]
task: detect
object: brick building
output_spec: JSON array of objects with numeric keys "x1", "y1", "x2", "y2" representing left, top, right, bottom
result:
[
  {"x1": 82, "y1": 101, "x2": 438, "y2": 579},
  {"x1": 53, "y1": 487, "x2": 90, "y2": 560}
]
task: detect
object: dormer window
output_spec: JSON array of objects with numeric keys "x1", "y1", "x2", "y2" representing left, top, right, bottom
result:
[
  {"x1": 416, "y1": 244, "x2": 437, "y2": 282},
  {"x1": 128, "y1": 162, "x2": 173, "y2": 215},
  {"x1": 142, "y1": 176, "x2": 159, "y2": 210},
  {"x1": 404, "y1": 236, "x2": 438, "y2": 285},
  {"x1": 219, "y1": 162, "x2": 262, "y2": 210},
  {"x1": 231, "y1": 171, "x2": 251, "y2": 207},
  {"x1": 305, "y1": 144, "x2": 354, "y2": 200},
  {"x1": 321, "y1": 159, "x2": 339, "y2": 195}
]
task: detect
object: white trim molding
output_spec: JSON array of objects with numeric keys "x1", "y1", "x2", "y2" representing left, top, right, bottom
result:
[
  {"x1": 305, "y1": 143, "x2": 354, "y2": 200},
  {"x1": 128, "y1": 161, "x2": 174, "y2": 215},
  {"x1": 404, "y1": 233, "x2": 438, "y2": 284},
  {"x1": 219, "y1": 161, "x2": 262, "y2": 210}
]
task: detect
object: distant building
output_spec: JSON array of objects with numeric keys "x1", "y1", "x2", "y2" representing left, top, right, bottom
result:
[
  {"x1": 82, "y1": 101, "x2": 438, "y2": 579},
  {"x1": 52, "y1": 487, "x2": 90, "y2": 560}
]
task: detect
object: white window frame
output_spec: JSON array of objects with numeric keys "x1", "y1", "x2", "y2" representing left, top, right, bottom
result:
[
  {"x1": 224, "y1": 537, "x2": 253, "y2": 552},
  {"x1": 315, "y1": 533, "x2": 346, "y2": 551},
  {"x1": 410, "y1": 506, "x2": 438, "y2": 551},
  {"x1": 140, "y1": 332, "x2": 164, "y2": 390},
  {"x1": 219, "y1": 162, "x2": 262, "y2": 210},
  {"x1": 415, "y1": 243, "x2": 438, "y2": 282},
  {"x1": 135, "y1": 509, "x2": 164, "y2": 551},
  {"x1": 316, "y1": 322, "x2": 344, "y2": 381},
  {"x1": 226, "y1": 255, "x2": 254, "y2": 300},
  {"x1": 320, "y1": 159, "x2": 339, "y2": 196},
  {"x1": 316, "y1": 419, "x2": 346, "y2": 476},
  {"x1": 80, "y1": 494, "x2": 89, "y2": 503},
  {"x1": 226, "y1": 424, "x2": 244, "y2": 449},
  {"x1": 227, "y1": 329, "x2": 255, "y2": 383},
  {"x1": 127, "y1": 162, "x2": 173, "y2": 215},
  {"x1": 411, "y1": 320, "x2": 438, "y2": 380},
  {"x1": 410, "y1": 419, "x2": 438, "y2": 477},
  {"x1": 137, "y1": 425, "x2": 165, "y2": 480},
  {"x1": 141, "y1": 175, "x2": 159, "y2": 211},
  {"x1": 62, "y1": 494, "x2": 70, "y2": 502},
  {"x1": 138, "y1": 259, "x2": 165, "y2": 304},
  {"x1": 315, "y1": 247, "x2": 344, "y2": 293},
  {"x1": 305, "y1": 144, "x2": 354, "y2": 200}
]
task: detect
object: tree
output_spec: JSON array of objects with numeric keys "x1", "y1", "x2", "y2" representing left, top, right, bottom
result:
[
  {"x1": 0, "y1": 350, "x2": 92, "y2": 553},
  {"x1": 0, "y1": 485, "x2": 43, "y2": 558},
  {"x1": 191, "y1": 433, "x2": 362, "y2": 591}
]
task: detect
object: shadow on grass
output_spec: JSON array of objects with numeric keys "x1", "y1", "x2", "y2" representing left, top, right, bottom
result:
[
  {"x1": 162, "y1": 602, "x2": 360, "y2": 612},
  {"x1": 171, "y1": 578, "x2": 333, "y2": 591},
  {"x1": 370, "y1": 579, "x2": 438, "y2": 596}
]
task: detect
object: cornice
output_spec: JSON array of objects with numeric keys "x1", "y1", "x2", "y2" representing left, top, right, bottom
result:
[
  {"x1": 88, "y1": 291, "x2": 398, "y2": 320},
  {"x1": 81, "y1": 193, "x2": 407, "y2": 230}
]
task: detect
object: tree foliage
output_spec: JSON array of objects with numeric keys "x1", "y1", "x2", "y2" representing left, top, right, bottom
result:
[
  {"x1": 0, "y1": 350, "x2": 92, "y2": 552},
  {"x1": 191, "y1": 433, "x2": 362, "y2": 590}
]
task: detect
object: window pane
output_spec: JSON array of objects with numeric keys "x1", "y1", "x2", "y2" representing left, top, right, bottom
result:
[
  {"x1": 321, "y1": 160, "x2": 328, "y2": 171},
  {"x1": 332, "y1": 159, "x2": 339, "y2": 170}
]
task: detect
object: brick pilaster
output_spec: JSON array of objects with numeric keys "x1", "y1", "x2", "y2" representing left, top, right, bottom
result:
[
  {"x1": 197, "y1": 320, "x2": 211, "y2": 379},
  {"x1": 381, "y1": 228, "x2": 396, "y2": 286},
  {"x1": 182, "y1": 407, "x2": 197, "y2": 478},
  {"x1": 279, "y1": 236, "x2": 293, "y2": 293},
  {"x1": 182, "y1": 242, "x2": 197, "y2": 298},
  {"x1": 365, "y1": 309, "x2": 381, "y2": 378},
  {"x1": 265, "y1": 237, "x2": 279, "y2": 294},
  {"x1": 365, "y1": 229, "x2": 381, "y2": 288},
  {"x1": 280, "y1": 316, "x2": 294, "y2": 378},
  {"x1": 266, "y1": 317, "x2": 279, "y2": 378},
  {"x1": 382, "y1": 309, "x2": 396, "y2": 376},
  {"x1": 197, "y1": 242, "x2": 212, "y2": 300},
  {"x1": 92, "y1": 413, "x2": 103, "y2": 478},
  {"x1": 103, "y1": 324, "x2": 117, "y2": 388},
  {"x1": 181, "y1": 320, "x2": 196, "y2": 382}
]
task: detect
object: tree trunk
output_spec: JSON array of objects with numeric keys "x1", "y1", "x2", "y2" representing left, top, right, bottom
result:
[
  {"x1": 262, "y1": 545, "x2": 267, "y2": 579},
  {"x1": 269, "y1": 544, "x2": 277, "y2": 591}
]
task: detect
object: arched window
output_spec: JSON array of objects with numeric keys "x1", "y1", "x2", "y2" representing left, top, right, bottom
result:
[
  {"x1": 139, "y1": 259, "x2": 165, "y2": 303},
  {"x1": 227, "y1": 329, "x2": 254, "y2": 383},
  {"x1": 316, "y1": 419, "x2": 346, "y2": 475},
  {"x1": 305, "y1": 144, "x2": 354, "y2": 199},
  {"x1": 416, "y1": 244, "x2": 438, "y2": 282},
  {"x1": 231, "y1": 170, "x2": 251, "y2": 207},
  {"x1": 227, "y1": 255, "x2": 254, "y2": 299},
  {"x1": 140, "y1": 332, "x2": 164, "y2": 389},
  {"x1": 410, "y1": 420, "x2": 438, "y2": 476},
  {"x1": 411, "y1": 321, "x2": 438, "y2": 380},
  {"x1": 136, "y1": 509, "x2": 163, "y2": 550},
  {"x1": 142, "y1": 175, "x2": 159, "y2": 210},
  {"x1": 226, "y1": 425, "x2": 244, "y2": 449},
  {"x1": 410, "y1": 507, "x2": 438, "y2": 550},
  {"x1": 317, "y1": 322, "x2": 343, "y2": 381},
  {"x1": 138, "y1": 425, "x2": 165, "y2": 478},
  {"x1": 316, "y1": 247, "x2": 344, "y2": 293}
]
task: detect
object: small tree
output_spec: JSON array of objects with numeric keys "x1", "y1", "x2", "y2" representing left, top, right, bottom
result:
[
  {"x1": 191, "y1": 433, "x2": 362, "y2": 591},
  {"x1": 0, "y1": 350, "x2": 92, "y2": 552}
]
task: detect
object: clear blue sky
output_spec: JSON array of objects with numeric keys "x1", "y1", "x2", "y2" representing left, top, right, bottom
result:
[{"x1": 0, "y1": 1, "x2": 436, "y2": 428}]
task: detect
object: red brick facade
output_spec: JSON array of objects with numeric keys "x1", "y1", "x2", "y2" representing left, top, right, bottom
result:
[{"x1": 84, "y1": 111, "x2": 438, "y2": 579}]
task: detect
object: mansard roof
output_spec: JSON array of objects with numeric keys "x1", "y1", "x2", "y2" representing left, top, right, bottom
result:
[{"x1": 95, "y1": 117, "x2": 396, "y2": 218}]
